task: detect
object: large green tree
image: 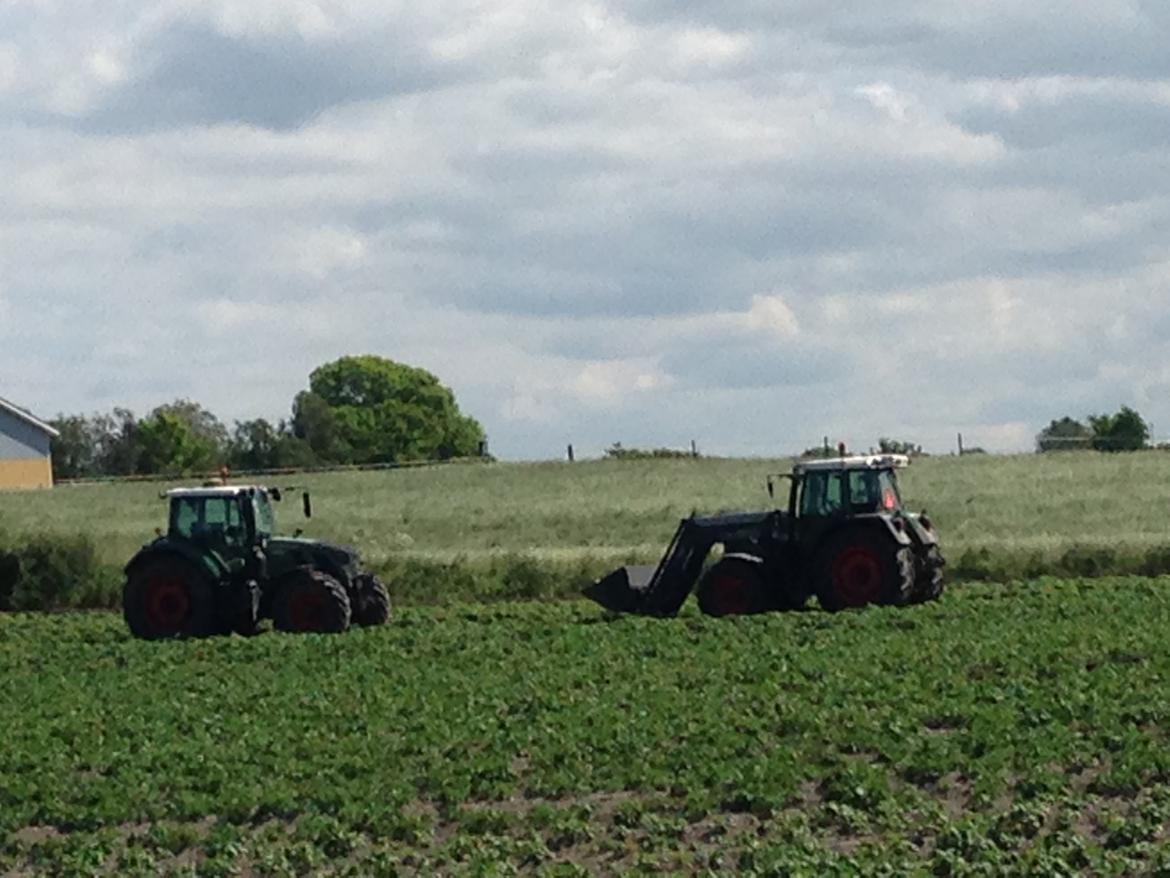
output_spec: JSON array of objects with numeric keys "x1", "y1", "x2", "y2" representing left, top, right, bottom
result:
[
  {"x1": 305, "y1": 356, "x2": 485, "y2": 464},
  {"x1": 1089, "y1": 405, "x2": 1150, "y2": 452},
  {"x1": 135, "y1": 400, "x2": 228, "y2": 475}
]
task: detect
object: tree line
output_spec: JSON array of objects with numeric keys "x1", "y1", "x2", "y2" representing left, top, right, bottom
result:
[
  {"x1": 1036, "y1": 406, "x2": 1151, "y2": 452},
  {"x1": 49, "y1": 356, "x2": 487, "y2": 480}
]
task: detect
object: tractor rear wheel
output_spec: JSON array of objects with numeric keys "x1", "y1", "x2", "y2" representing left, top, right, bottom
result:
[
  {"x1": 814, "y1": 529, "x2": 914, "y2": 612},
  {"x1": 912, "y1": 546, "x2": 945, "y2": 604},
  {"x1": 123, "y1": 556, "x2": 218, "y2": 639},
  {"x1": 273, "y1": 569, "x2": 351, "y2": 634},
  {"x1": 697, "y1": 556, "x2": 766, "y2": 617},
  {"x1": 352, "y1": 574, "x2": 391, "y2": 626}
]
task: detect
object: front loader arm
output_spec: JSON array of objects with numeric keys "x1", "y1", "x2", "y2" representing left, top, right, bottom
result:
[{"x1": 583, "y1": 511, "x2": 774, "y2": 616}]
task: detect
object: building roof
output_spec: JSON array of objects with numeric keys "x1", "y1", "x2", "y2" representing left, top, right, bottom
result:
[{"x1": 0, "y1": 396, "x2": 60, "y2": 438}]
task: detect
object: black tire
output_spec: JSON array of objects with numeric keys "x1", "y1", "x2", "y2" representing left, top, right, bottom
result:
[
  {"x1": 912, "y1": 546, "x2": 945, "y2": 604},
  {"x1": 697, "y1": 556, "x2": 766, "y2": 617},
  {"x1": 814, "y1": 529, "x2": 914, "y2": 613},
  {"x1": 272, "y1": 569, "x2": 351, "y2": 634},
  {"x1": 123, "y1": 555, "x2": 219, "y2": 640},
  {"x1": 352, "y1": 573, "x2": 391, "y2": 627}
]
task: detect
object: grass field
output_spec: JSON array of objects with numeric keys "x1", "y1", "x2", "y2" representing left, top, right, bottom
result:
[
  {"x1": 5, "y1": 577, "x2": 1170, "y2": 875},
  {"x1": 3, "y1": 451, "x2": 1170, "y2": 608}
]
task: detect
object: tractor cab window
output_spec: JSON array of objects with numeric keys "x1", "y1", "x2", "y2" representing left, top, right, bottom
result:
[
  {"x1": 253, "y1": 494, "x2": 275, "y2": 538},
  {"x1": 800, "y1": 471, "x2": 845, "y2": 517},
  {"x1": 877, "y1": 470, "x2": 902, "y2": 511}
]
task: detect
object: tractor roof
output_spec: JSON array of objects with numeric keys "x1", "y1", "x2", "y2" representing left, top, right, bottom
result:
[
  {"x1": 793, "y1": 454, "x2": 910, "y2": 473},
  {"x1": 164, "y1": 486, "x2": 265, "y2": 500}
]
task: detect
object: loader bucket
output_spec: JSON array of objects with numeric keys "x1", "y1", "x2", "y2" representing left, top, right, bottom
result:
[{"x1": 583, "y1": 565, "x2": 656, "y2": 613}]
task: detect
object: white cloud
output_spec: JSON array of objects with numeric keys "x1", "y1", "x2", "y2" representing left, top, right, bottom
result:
[
  {"x1": 571, "y1": 359, "x2": 669, "y2": 402},
  {"x1": 742, "y1": 294, "x2": 800, "y2": 338}
]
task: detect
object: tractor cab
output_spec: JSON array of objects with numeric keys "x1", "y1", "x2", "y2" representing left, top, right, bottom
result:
[
  {"x1": 790, "y1": 454, "x2": 908, "y2": 519},
  {"x1": 165, "y1": 486, "x2": 278, "y2": 563}
]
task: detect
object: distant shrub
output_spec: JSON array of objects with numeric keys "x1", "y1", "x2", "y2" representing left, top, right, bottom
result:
[
  {"x1": 878, "y1": 438, "x2": 926, "y2": 457},
  {"x1": 0, "y1": 533, "x2": 114, "y2": 611},
  {"x1": 1056, "y1": 545, "x2": 1118, "y2": 578},
  {"x1": 1036, "y1": 417, "x2": 1093, "y2": 453},
  {"x1": 1140, "y1": 546, "x2": 1170, "y2": 577},
  {"x1": 800, "y1": 445, "x2": 837, "y2": 459},
  {"x1": 604, "y1": 443, "x2": 697, "y2": 460},
  {"x1": 372, "y1": 553, "x2": 617, "y2": 606}
]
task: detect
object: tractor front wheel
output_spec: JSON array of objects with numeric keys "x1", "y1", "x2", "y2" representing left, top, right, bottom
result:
[
  {"x1": 814, "y1": 530, "x2": 913, "y2": 612},
  {"x1": 273, "y1": 569, "x2": 352, "y2": 634},
  {"x1": 697, "y1": 556, "x2": 766, "y2": 617},
  {"x1": 353, "y1": 574, "x2": 391, "y2": 626},
  {"x1": 123, "y1": 556, "x2": 218, "y2": 640}
]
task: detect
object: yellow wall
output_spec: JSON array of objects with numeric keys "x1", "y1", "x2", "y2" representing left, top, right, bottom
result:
[{"x1": 0, "y1": 457, "x2": 53, "y2": 490}]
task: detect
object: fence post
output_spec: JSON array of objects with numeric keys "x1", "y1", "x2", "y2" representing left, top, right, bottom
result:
[
  {"x1": 691, "y1": 439, "x2": 698, "y2": 458},
  {"x1": 957, "y1": 433, "x2": 964, "y2": 456},
  {"x1": 567, "y1": 444, "x2": 575, "y2": 462}
]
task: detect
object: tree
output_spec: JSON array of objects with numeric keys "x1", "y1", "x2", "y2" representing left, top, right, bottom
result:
[
  {"x1": 228, "y1": 419, "x2": 317, "y2": 471},
  {"x1": 291, "y1": 391, "x2": 348, "y2": 463},
  {"x1": 49, "y1": 415, "x2": 100, "y2": 480},
  {"x1": 135, "y1": 400, "x2": 227, "y2": 475},
  {"x1": 306, "y1": 355, "x2": 485, "y2": 464},
  {"x1": 1088, "y1": 405, "x2": 1149, "y2": 452},
  {"x1": 49, "y1": 409, "x2": 144, "y2": 477},
  {"x1": 1036, "y1": 417, "x2": 1093, "y2": 452}
]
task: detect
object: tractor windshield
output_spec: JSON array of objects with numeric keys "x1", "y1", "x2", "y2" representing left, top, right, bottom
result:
[{"x1": 171, "y1": 496, "x2": 248, "y2": 550}]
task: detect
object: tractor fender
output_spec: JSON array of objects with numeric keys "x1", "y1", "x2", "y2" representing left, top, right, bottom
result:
[
  {"x1": 125, "y1": 539, "x2": 226, "y2": 585},
  {"x1": 878, "y1": 515, "x2": 914, "y2": 547},
  {"x1": 816, "y1": 517, "x2": 912, "y2": 549},
  {"x1": 903, "y1": 513, "x2": 939, "y2": 547}
]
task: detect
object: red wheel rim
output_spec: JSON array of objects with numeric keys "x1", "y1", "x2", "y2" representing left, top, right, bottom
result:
[
  {"x1": 145, "y1": 576, "x2": 191, "y2": 632},
  {"x1": 711, "y1": 574, "x2": 752, "y2": 616},
  {"x1": 288, "y1": 587, "x2": 327, "y2": 631},
  {"x1": 831, "y1": 547, "x2": 883, "y2": 607}
]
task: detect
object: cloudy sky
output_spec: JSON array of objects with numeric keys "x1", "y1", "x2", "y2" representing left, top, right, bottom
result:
[{"x1": 2, "y1": 1, "x2": 1169, "y2": 458}]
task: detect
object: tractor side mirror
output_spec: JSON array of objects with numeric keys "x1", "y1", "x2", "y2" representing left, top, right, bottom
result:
[
  {"x1": 765, "y1": 473, "x2": 791, "y2": 501},
  {"x1": 302, "y1": 491, "x2": 312, "y2": 519}
]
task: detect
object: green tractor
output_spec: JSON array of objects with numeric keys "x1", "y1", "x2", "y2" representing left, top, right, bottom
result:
[
  {"x1": 123, "y1": 485, "x2": 390, "y2": 639},
  {"x1": 584, "y1": 453, "x2": 944, "y2": 617}
]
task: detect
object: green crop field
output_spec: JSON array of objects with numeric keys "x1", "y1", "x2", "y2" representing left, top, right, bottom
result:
[
  {"x1": 4, "y1": 452, "x2": 1170, "y2": 610},
  {"x1": 5, "y1": 454, "x2": 1170, "y2": 874},
  {"x1": 4, "y1": 577, "x2": 1170, "y2": 875}
]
